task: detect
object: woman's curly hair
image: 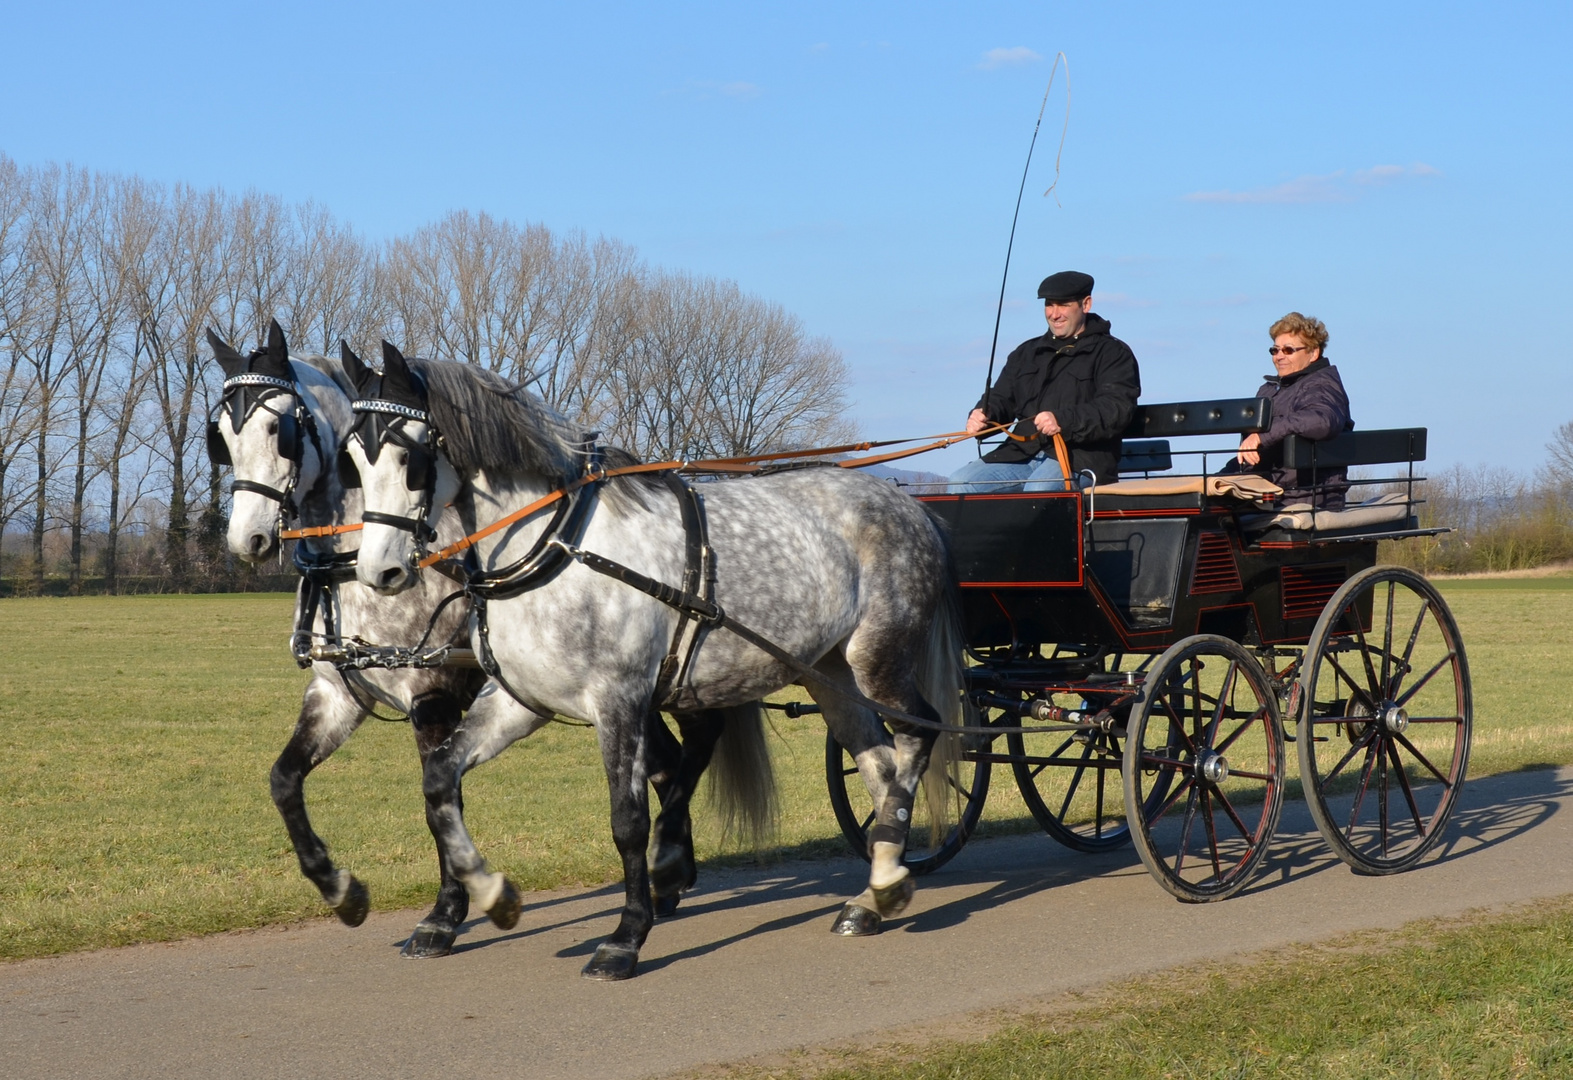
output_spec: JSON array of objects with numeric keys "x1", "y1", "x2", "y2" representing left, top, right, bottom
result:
[{"x1": 1269, "y1": 311, "x2": 1329, "y2": 352}]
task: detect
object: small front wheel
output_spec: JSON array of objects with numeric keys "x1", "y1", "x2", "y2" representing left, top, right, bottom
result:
[{"x1": 1124, "y1": 635, "x2": 1286, "y2": 902}]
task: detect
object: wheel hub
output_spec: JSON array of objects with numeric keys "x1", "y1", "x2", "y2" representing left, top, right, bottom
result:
[
  {"x1": 1197, "y1": 748, "x2": 1229, "y2": 784},
  {"x1": 1382, "y1": 703, "x2": 1409, "y2": 733}
]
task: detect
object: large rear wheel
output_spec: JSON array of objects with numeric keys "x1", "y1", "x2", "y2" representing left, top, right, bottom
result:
[
  {"x1": 1124, "y1": 635, "x2": 1286, "y2": 902},
  {"x1": 1297, "y1": 566, "x2": 1471, "y2": 874}
]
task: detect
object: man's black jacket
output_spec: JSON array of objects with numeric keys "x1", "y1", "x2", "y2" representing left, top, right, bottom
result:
[{"x1": 973, "y1": 314, "x2": 1141, "y2": 484}]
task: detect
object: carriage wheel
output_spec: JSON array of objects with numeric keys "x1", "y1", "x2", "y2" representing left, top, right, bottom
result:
[
  {"x1": 1298, "y1": 566, "x2": 1471, "y2": 874},
  {"x1": 825, "y1": 724, "x2": 991, "y2": 876},
  {"x1": 1007, "y1": 719, "x2": 1136, "y2": 853},
  {"x1": 1124, "y1": 635, "x2": 1286, "y2": 902}
]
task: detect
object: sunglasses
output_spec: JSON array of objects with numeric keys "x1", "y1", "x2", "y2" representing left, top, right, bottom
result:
[{"x1": 1268, "y1": 345, "x2": 1310, "y2": 357}]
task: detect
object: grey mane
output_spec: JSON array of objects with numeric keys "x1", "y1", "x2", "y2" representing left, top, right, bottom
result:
[
  {"x1": 408, "y1": 358, "x2": 592, "y2": 485},
  {"x1": 292, "y1": 353, "x2": 356, "y2": 400}
]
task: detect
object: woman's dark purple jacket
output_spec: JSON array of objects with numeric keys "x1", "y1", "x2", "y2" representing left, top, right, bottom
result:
[{"x1": 1243, "y1": 357, "x2": 1355, "y2": 509}]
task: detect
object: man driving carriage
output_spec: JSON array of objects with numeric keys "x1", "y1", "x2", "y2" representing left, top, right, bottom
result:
[
  {"x1": 1228, "y1": 311, "x2": 1354, "y2": 509},
  {"x1": 950, "y1": 270, "x2": 1141, "y2": 491}
]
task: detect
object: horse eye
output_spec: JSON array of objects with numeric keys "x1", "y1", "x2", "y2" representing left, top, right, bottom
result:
[
  {"x1": 397, "y1": 449, "x2": 409, "y2": 466},
  {"x1": 268, "y1": 419, "x2": 279, "y2": 435}
]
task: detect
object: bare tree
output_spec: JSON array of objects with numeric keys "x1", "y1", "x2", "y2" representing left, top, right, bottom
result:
[{"x1": 0, "y1": 154, "x2": 40, "y2": 552}]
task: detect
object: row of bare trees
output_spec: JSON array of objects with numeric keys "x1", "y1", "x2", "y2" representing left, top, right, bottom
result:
[{"x1": 0, "y1": 154, "x2": 852, "y2": 593}]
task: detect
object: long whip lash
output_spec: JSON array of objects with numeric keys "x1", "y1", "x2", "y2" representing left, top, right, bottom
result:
[{"x1": 981, "y1": 51, "x2": 1071, "y2": 413}]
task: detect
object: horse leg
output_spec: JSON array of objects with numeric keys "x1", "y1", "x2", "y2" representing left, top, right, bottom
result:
[
  {"x1": 401, "y1": 688, "x2": 476, "y2": 959},
  {"x1": 421, "y1": 679, "x2": 551, "y2": 939},
  {"x1": 270, "y1": 676, "x2": 370, "y2": 926},
  {"x1": 583, "y1": 702, "x2": 658, "y2": 981},
  {"x1": 813, "y1": 653, "x2": 940, "y2": 936},
  {"x1": 649, "y1": 709, "x2": 726, "y2": 917}
]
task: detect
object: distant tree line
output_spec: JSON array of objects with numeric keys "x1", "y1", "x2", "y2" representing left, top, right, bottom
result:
[
  {"x1": 1381, "y1": 422, "x2": 1573, "y2": 575},
  {"x1": 0, "y1": 154, "x2": 853, "y2": 595}
]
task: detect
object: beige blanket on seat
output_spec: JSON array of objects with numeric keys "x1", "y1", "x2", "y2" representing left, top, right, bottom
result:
[{"x1": 1092, "y1": 474, "x2": 1284, "y2": 502}]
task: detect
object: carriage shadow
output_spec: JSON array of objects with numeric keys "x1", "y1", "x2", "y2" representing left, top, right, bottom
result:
[{"x1": 424, "y1": 768, "x2": 1565, "y2": 961}]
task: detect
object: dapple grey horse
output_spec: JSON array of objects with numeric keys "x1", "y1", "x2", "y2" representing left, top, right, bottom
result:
[
  {"x1": 209, "y1": 323, "x2": 767, "y2": 957},
  {"x1": 345, "y1": 343, "x2": 963, "y2": 980}
]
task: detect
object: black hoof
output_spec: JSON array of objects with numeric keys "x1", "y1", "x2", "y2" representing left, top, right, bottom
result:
[
  {"x1": 653, "y1": 892, "x2": 681, "y2": 919},
  {"x1": 581, "y1": 943, "x2": 640, "y2": 981},
  {"x1": 400, "y1": 923, "x2": 456, "y2": 959},
  {"x1": 486, "y1": 879, "x2": 521, "y2": 930},
  {"x1": 830, "y1": 902, "x2": 881, "y2": 937},
  {"x1": 334, "y1": 876, "x2": 370, "y2": 927},
  {"x1": 871, "y1": 876, "x2": 915, "y2": 919}
]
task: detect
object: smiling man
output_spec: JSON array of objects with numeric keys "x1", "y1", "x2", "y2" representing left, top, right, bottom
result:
[{"x1": 951, "y1": 270, "x2": 1141, "y2": 492}]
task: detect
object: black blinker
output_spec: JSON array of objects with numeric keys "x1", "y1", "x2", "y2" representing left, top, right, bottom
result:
[
  {"x1": 337, "y1": 446, "x2": 362, "y2": 489},
  {"x1": 278, "y1": 408, "x2": 303, "y2": 463},
  {"x1": 206, "y1": 419, "x2": 232, "y2": 467},
  {"x1": 406, "y1": 446, "x2": 434, "y2": 492}
]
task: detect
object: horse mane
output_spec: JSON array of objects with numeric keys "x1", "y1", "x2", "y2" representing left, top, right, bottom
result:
[
  {"x1": 291, "y1": 353, "x2": 355, "y2": 400},
  {"x1": 407, "y1": 358, "x2": 596, "y2": 486}
]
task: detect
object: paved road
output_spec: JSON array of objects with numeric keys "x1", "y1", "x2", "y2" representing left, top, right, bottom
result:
[{"x1": 4, "y1": 767, "x2": 1571, "y2": 1080}]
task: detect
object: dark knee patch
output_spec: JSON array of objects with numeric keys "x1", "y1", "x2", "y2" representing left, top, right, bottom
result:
[{"x1": 867, "y1": 787, "x2": 916, "y2": 853}]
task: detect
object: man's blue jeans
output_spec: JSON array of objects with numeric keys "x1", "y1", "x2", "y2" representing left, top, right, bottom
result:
[{"x1": 948, "y1": 451, "x2": 1071, "y2": 493}]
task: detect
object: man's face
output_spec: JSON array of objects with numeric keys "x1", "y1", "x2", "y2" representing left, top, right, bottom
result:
[
  {"x1": 1270, "y1": 333, "x2": 1321, "y2": 378},
  {"x1": 1044, "y1": 295, "x2": 1092, "y2": 338}
]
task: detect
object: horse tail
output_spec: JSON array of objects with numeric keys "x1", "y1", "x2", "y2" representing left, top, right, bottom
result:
[
  {"x1": 704, "y1": 702, "x2": 780, "y2": 851},
  {"x1": 916, "y1": 578, "x2": 969, "y2": 843}
]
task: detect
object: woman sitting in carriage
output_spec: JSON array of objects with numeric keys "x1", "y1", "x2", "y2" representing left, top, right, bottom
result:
[{"x1": 1228, "y1": 311, "x2": 1354, "y2": 510}]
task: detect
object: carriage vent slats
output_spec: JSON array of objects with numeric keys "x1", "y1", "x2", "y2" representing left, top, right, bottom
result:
[
  {"x1": 1281, "y1": 563, "x2": 1346, "y2": 621},
  {"x1": 1189, "y1": 532, "x2": 1241, "y2": 595}
]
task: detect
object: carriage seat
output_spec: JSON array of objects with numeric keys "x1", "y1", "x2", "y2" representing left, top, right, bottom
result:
[
  {"x1": 1239, "y1": 427, "x2": 1428, "y2": 534},
  {"x1": 1241, "y1": 491, "x2": 1412, "y2": 532}
]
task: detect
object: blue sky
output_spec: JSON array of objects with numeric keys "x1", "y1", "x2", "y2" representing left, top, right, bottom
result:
[{"x1": 4, "y1": 1, "x2": 1569, "y2": 474}]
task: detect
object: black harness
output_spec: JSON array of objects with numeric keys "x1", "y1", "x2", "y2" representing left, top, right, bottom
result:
[{"x1": 206, "y1": 372, "x2": 324, "y2": 529}]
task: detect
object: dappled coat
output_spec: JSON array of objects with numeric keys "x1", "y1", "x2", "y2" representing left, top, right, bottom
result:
[{"x1": 973, "y1": 314, "x2": 1141, "y2": 484}]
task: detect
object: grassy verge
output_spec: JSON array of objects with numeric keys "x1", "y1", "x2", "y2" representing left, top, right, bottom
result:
[
  {"x1": 711, "y1": 898, "x2": 1573, "y2": 1079},
  {"x1": 0, "y1": 574, "x2": 1569, "y2": 961}
]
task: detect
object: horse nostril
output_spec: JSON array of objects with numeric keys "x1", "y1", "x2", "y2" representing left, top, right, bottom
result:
[
  {"x1": 248, "y1": 533, "x2": 270, "y2": 556},
  {"x1": 376, "y1": 566, "x2": 405, "y2": 590}
]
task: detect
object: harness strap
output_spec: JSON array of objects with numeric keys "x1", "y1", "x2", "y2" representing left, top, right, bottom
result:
[
  {"x1": 233, "y1": 478, "x2": 293, "y2": 504},
  {"x1": 651, "y1": 473, "x2": 713, "y2": 710},
  {"x1": 363, "y1": 510, "x2": 436, "y2": 544}
]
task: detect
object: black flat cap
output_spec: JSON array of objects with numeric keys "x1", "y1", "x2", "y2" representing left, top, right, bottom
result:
[{"x1": 1037, "y1": 270, "x2": 1094, "y2": 302}]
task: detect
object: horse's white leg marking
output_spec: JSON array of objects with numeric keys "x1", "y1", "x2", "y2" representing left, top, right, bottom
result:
[{"x1": 423, "y1": 680, "x2": 552, "y2": 910}]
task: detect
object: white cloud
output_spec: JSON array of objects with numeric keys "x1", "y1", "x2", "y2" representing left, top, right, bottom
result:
[
  {"x1": 979, "y1": 46, "x2": 1041, "y2": 70},
  {"x1": 1184, "y1": 163, "x2": 1440, "y2": 204},
  {"x1": 718, "y1": 81, "x2": 760, "y2": 99}
]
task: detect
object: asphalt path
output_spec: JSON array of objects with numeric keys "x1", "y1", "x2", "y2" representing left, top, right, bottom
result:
[{"x1": 5, "y1": 766, "x2": 1572, "y2": 1080}]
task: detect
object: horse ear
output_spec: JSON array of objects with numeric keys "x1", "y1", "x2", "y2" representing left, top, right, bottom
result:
[
  {"x1": 379, "y1": 341, "x2": 427, "y2": 409},
  {"x1": 207, "y1": 328, "x2": 245, "y2": 379},
  {"x1": 340, "y1": 341, "x2": 372, "y2": 393},
  {"x1": 252, "y1": 319, "x2": 292, "y2": 379},
  {"x1": 381, "y1": 339, "x2": 406, "y2": 369}
]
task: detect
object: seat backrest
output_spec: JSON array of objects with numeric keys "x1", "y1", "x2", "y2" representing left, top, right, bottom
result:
[
  {"x1": 1120, "y1": 397, "x2": 1273, "y2": 440},
  {"x1": 1117, "y1": 439, "x2": 1173, "y2": 473},
  {"x1": 1280, "y1": 428, "x2": 1427, "y2": 469}
]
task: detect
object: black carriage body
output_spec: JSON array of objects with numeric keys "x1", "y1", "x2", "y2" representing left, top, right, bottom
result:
[{"x1": 920, "y1": 491, "x2": 1379, "y2": 654}]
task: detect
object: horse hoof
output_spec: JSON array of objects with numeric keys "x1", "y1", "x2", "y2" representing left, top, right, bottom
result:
[
  {"x1": 653, "y1": 892, "x2": 681, "y2": 919},
  {"x1": 871, "y1": 875, "x2": 915, "y2": 919},
  {"x1": 581, "y1": 943, "x2": 640, "y2": 981},
  {"x1": 830, "y1": 902, "x2": 881, "y2": 937},
  {"x1": 486, "y1": 879, "x2": 522, "y2": 930},
  {"x1": 400, "y1": 923, "x2": 455, "y2": 959},
  {"x1": 334, "y1": 876, "x2": 370, "y2": 927}
]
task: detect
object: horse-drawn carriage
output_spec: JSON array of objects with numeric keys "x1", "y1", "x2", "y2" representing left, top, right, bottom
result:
[{"x1": 821, "y1": 397, "x2": 1470, "y2": 902}]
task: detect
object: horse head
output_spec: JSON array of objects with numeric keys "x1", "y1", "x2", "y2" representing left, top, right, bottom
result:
[
  {"x1": 346, "y1": 341, "x2": 463, "y2": 594},
  {"x1": 206, "y1": 318, "x2": 319, "y2": 562}
]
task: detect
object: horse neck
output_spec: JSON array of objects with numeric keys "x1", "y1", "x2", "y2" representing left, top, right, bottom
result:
[
  {"x1": 466, "y1": 465, "x2": 588, "y2": 565},
  {"x1": 290, "y1": 362, "x2": 362, "y2": 556}
]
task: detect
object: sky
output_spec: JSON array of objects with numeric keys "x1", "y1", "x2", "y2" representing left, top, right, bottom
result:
[{"x1": 3, "y1": 1, "x2": 1569, "y2": 476}]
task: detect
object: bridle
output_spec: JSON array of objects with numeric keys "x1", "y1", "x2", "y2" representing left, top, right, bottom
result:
[
  {"x1": 206, "y1": 372, "x2": 322, "y2": 534},
  {"x1": 347, "y1": 395, "x2": 442, "y2": 548}
]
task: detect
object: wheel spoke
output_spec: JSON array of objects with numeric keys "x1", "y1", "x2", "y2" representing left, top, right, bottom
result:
[
  {"x1": 841, "y1": 765, "x2": 860, "y2": 778},
  {"x1": 1324, "y1": 649, "x2": 1375, "y2": 706},
  {"x1": 1319, "y1": 724, "x2": 1378, "y2": 788},
  {"x1": 860, "y1": 809, "x2": 875, "y2": 831},
  {"x1": 1352, "y1": 605, "x2": 1383, "y2": 699},
  {"x1": 1381, "y1": 581, "x2": 1395, "y2": 692},
  {"x1": 1378, "y1": 732, "x2": 1390, "y2": 855},
  {"x1": 1201, "y1": 787, "x2": 1224, "y2": 879},
  {"x1": 1346, "y1": 739, "x2": 1380, "y2": 836},
  {"x1": 1206, "y1": 660, "x2": 1240, "y2": 746},
  {"x1": 1226, "y1": 768, "x2": 1276, "y2": 781},
  {"x1": 1175, "y1": 785, "x2": 1200, "y2": 873},
  {"x1": 1392, "y1": 729, "x2": 1454, "y2": 784},
  {"x1": 1395, "y1": 596, "x2": 1431, "y2": 696},
  {"x1": 1213, "y1": 708, "x2": 1266, "y2": 755},
  {"x1": 1028, "y1": 737, "x2": 1078, "y2": 780},
  {"x1": 1385, "y1": 737, "x2": 1427, "y2": 835},
  {"x1": 1057, "y1": 740, "x2": 1094, "y2": 821},
  {"x1": 1211, "y1": 784, "x2": 1254, "y2": 841},
  {"x1": 1395, "y1": 652, "x2": 1457, "y2": 707},
  {"x1": 1094, "y1": 758, "x2": 1108, "y2": 838},
  {"x1": 1149, "y1": 772, "x2": 1196, "y2": 823},
  {"x1": 1159, "y1": 697, "x2": 1199, "y2": 756}
]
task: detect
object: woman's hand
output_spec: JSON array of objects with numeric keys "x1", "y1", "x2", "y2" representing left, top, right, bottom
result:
[{"x1": 1237, "y1": 432, "x2": 1261, "y2": 466}]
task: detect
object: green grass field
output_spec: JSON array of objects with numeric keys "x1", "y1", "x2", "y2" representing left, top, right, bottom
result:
[{"x1": 1, "y1": 576, "x2": 1570, "y2": 963}]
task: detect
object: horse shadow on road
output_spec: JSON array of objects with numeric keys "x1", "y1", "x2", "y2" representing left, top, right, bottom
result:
[{"x1": 427, "y1": 767, "x2": 1566, "y2": 964}]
